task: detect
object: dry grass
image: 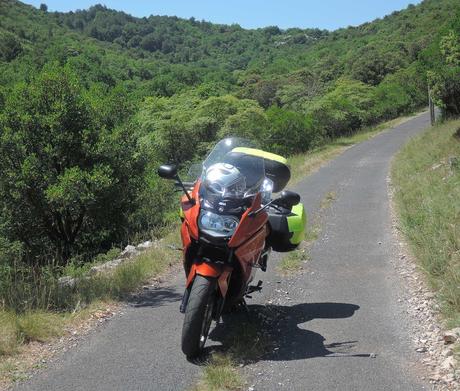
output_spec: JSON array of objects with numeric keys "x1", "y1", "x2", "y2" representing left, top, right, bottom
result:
[
  {"x1": 0, "y1": 311, "x2": 65, "y2": 357},
  {"x1": 392, "y1": 118, "x2": 460, "y2": 327},
  {"x1": 320, "y1": 191, "x2": 337, "y2": 209},
  {"x1": 0, "y1": 313, "x2": 19, "y2": 357},
  {"x1": 0, "y1": 300, "x2": 116, "y2": 386},
  {"x1": 0, "y1": 228, "x2": 183, "y2": 386},
  {"x1": 278, "y1": 248, "x2": 309, "y2": 274}
]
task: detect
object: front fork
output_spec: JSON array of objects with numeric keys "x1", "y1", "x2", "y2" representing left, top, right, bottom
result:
[{"x1": 179, "y1": 261, "x2": 233, "y2": 314}]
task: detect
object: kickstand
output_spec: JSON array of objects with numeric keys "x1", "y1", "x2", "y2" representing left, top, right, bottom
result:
[{"x1": 240, "y1": 299, "x2": 249, "y2": 313}]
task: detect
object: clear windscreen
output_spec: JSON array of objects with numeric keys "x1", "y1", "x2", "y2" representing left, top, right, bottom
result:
[{"x1": 197, "y1": 138, "x2": 266, "y2": 200}]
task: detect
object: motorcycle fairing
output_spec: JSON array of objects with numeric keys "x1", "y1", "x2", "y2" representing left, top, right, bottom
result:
[
  {"x1": 180, "y1": 180, "x2": 201, "y2": 240},
  {"x1": 228, "y1": 193, "x2": 268, "y2": 248},
  {"x1": 185, "y1": 262, "x2": 232, "y2": 297},
  {"x1": 182, "y1": 191, "x2": 267, "y2": 299}
]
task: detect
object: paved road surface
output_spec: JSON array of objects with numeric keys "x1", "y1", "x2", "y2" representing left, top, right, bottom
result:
[{"x1": 15, "y1": 112, "x2": 431, "y2": 391}]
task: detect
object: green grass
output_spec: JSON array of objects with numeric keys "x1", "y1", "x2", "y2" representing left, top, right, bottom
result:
[
  {"x1": 62, "y1": 248, "x2": 122, "y2": 278},
  {"x1": 192, "y1": 310, "x2": 274, "y2": 391},
  {"x1": 59, "y1": 228, "x2": 182, "y2": 306},
  {"x1": 278, "y1": 248, "x2": 309, "y2": 274},
  {"x1": 192, "y1": 354, "x2": 243, "y2": 391},
  {"x1": 0, "y1": 227, "x2": 182, "y2": 386},
  {"x1": 0, "y1": 313, "x2": 19, "y2": 356},
  {"x1": 392, "y1": 119, "x2": 460, "y2": 327},
  {"x1": 0, "y1": 311, "x2": 65, "y2": 357},
  {"x1": 15, "y1": 312, "x2": 65, "y2": 343}
]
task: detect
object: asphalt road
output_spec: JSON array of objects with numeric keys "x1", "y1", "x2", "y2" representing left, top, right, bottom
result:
[{"x1": 15, "y1": 112, "x2": 431, "y2": 391}]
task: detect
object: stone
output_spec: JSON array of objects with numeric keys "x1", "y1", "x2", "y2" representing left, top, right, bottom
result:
[
  {"x1": 137, "y1": 241, "x2": 152, "y2": 250},
  {"x1": 58, "y1": 276, "x2": 77, "y2": 288},
  {"x1": 443, "y1": 331, "x2": 457, "y2": 344},
  {"x1": 440, "y1": 356, "x2": 456, "y2": 371},
  {"x1": 89, "y1": 258, "x2": 123, "y2": 275},
  {"x1": 120, "y1": 245, "x2": 138, "y2": 258}
]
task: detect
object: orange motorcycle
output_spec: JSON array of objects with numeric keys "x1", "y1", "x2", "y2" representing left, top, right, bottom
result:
[{"x1": 158, "y1": 138, "x2": 306, "y2": 358}]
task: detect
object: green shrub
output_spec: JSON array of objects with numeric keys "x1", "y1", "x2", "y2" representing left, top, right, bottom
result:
[
  {"x1": 0, "y1": 64, "x2": 147, "y2": 265},
  {"x1": 266, "y1": 106, "x2": 319, "y2": 155},
  {"x1": 308, "y1": 79, "x2": 377, "y2": 139}
]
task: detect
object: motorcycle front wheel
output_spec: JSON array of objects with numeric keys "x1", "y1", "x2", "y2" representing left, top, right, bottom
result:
[{"x1": 181, "y1": 275, "x2": 217, "y2": 358}]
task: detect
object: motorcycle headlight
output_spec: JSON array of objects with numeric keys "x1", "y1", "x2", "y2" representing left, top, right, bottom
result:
[{"x1": 199, "y1": 211, "x2": 239, "y2": 236}]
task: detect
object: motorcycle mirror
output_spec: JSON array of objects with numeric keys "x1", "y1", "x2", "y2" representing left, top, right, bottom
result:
[
  {"x1": 250, "y1": 190, "x2": 301, "y2": 217},
  {"x1": 274, "y1": 190, "x2": 300, "y2": 208},
  {"x1": 158, "y1": 164, "x2": 178, "y2": 179},
  {"x1": 158, "y1": 164, "x2": 196, "y2": 205}
]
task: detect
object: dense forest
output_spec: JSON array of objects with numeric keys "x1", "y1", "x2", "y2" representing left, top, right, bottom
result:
[{"x1": 0, "y1": 0, "x2": 459, "y2": 311}]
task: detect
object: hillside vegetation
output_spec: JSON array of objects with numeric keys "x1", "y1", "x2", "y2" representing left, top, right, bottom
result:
[{"x1": 0, "y1": 0, "x2": 459, "y2": 317}]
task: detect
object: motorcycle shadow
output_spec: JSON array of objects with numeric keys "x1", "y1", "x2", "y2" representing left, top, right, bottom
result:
[
  {"x1": 202, "y1": 302, "x2": 370, "y2": 364},
  {"x1": 128, "y1": 286, "x2": 183, "y2": 308}
]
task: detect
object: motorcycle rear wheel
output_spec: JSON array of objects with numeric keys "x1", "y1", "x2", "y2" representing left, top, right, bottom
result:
[{"x1": 181, "y1": 275, "x2": 217, "y2": 358}]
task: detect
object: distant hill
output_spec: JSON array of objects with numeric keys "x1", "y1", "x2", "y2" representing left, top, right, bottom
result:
[{"x1": 0, "y1": 0, "x2": 458, "y2": 96}]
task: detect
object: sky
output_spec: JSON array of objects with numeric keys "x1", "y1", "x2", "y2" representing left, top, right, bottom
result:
[{"x1": 22, "y1": 0, "x2": 422, "y2": 30}]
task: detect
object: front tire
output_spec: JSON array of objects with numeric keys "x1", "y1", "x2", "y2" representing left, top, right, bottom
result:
[{"x1": 181, "y1": 275, "x2": 217, "y2": 358}]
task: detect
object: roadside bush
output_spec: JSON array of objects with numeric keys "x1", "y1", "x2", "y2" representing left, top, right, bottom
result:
[
  {"x1": 308, "y1": 79, "x2": 376, "y2": 139},
  {"x1": 374, "y1": 81, "x2": 412, "y2": 120},
  {"x1": 0, "y1": 64, "x2": 147, "y2": 265},
  {"x1": 265, "y1": 106, "x2": 319, "y2": 155},
  {"x1": 427, "y1": 29, "x2": 460, "y2": 117}
]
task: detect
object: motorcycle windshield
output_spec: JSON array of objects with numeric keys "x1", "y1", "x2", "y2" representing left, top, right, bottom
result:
[{"x1": 199, "y1": 138, "x2": 265, "y2": 206}]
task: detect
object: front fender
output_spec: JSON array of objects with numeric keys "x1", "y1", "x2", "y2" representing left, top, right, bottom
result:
[{"x1": 186, "y1": 262, "x2": 232, "y2": 298}]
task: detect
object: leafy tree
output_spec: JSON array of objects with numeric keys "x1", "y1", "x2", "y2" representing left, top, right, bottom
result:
[
  {"x1": 0, "y1": 65, "x2": 146, "y2": 264},
  {"x1": 239, "y1": 76, "x2": 279, "y2": 108},
  {"x1": 428, "y1": 29, "x2": 460, "y2": 116},
  {"x1": 350, "y1": 47, "x2": 404, "y2": 86},
  {"x1": 0, "y1": 32, "x2": 23, "y2": 62},
  {"x1": 266, "y1": 107, "x2": 318, "y2": 155},
  {"x1": 308, "y1": 79, "x2": 377, "y2": 138},
  {"x1": 275, "y1": 69, "x2": 325, "y2": 110},
  {"x1": 219, "y1": 106, "x2": 269, "y2": 141}
]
